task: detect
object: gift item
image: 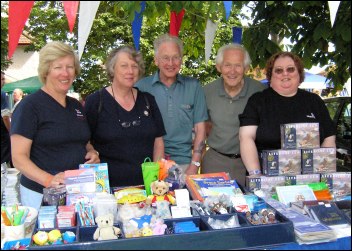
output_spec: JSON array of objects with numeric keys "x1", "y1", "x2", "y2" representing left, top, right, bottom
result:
[
  {"x1": 146, "y1": 180, "x2": 176, "y2": 207},
  {"x1": 280, "y1": 123, "x2": 320, "y2": 149},
  {"x1": 93, "y1": 214, "x2": 121, "y2": 241},
  {"x1": 141, "y1": 157, "x2": 160, "y2": 196},
  {"x1": 43, "y1": 185, "x2": 67, "y2": 206}
]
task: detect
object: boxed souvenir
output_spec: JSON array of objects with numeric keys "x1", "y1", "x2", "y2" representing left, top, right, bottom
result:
[
  {"x1": 295, "y1": 173, "x2": 321, "y2": 185},
  {"x1": 280, "y1": 123, "x2": 320, "y2": 149},
  {"x1": 64, "y1": 169, "x2": 96, "y2": 194},
  {"x1": 245, "y1": 176, "x2": 286, "y2": 197},
  {"x1": 79, "y1": 163, "x2": 110, "y2": 193},
  {"x1": 261, "y1": 149, "x2": 301, "y2": 176},
  {"x1": 320, "y1": 172, "x2": 351, "y2": 199},
  {"x1": 301, "y1": 148, "x2": 336, "y2": 174}
]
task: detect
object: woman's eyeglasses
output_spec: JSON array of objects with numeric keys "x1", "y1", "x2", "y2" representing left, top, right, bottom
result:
[
  {"x1": 119, "y1": 117, "x2": 141, "y2": 128},
  {"x1": 273, "y1": 66, "x2": 296, "y2": 75}
]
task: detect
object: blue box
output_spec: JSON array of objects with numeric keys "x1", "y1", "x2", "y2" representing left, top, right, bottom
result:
[{"x1": 3, "y1": 238, "x2": 31, "y2": 250}]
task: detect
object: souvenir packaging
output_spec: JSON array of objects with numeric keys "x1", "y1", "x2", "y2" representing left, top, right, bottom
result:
[{"x1": 280, "y1": 123, "x2": 320, "y2": 149}]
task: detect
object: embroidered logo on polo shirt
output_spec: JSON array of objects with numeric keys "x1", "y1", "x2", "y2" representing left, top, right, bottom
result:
[{"x1": 75, "y1": 109, "x2": 84, "y2": 118}]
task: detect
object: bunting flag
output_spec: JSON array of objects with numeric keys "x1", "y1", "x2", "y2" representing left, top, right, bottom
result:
[
  {"x1": 223, "y1": 1, "x2": 232, "y2": 21},
  {"x1": 169, "y1": 9, "x2": 185, "y2": 36},
  {"x1": 327, "y1": 1, "x2": 340, "y2": 27},
  {"x1": 8, "y1": 1, "x2": 35, "y2": 59},
  {"x1": 78, "y1": 1, "x2": 100, "y2": 60},
  {"x1": 63, "y1": 1, "x2": 79, "y2": 33},
  {"x1": 232, "y1": 27, "x2": 242, "y2": 44},
  {"x1": 132, "y1": 1, "x2": 146, "y2": 51},
  {"x1": 205, "y1": 19, "x2": 218, "y2": 62}
]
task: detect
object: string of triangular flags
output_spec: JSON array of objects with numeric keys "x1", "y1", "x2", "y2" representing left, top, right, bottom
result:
[{"x1": 8, "y1": 1, "x2": 340, "y2": 61}]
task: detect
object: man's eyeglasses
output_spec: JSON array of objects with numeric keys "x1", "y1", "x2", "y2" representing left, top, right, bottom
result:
[
  {"x1": 120, "y1": 118, "x2": 141, "y2": 128},
  {"x1": 273, "y1": 66, "x2": 296, "y2": 75},
  {"x1": 159, "y1": 56, "x2": 182, "y2": 64}
]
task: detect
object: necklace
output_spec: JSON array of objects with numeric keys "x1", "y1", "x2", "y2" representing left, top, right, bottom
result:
[{"x1": 111, "y1": 85, "x2": 135, "y2": 105}]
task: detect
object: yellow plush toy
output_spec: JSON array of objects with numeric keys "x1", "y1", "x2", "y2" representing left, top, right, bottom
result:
[{"x1": 146, "y1": 180, "x2": 176, "y2": 207}]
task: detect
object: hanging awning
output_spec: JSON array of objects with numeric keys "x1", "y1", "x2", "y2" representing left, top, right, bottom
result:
[{"x1": 2, "y1": 76, "x2": 43, "y2": 94}]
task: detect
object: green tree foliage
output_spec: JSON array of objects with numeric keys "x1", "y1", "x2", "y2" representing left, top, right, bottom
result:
[
  {"x1": 1, "y1": 1, "x2": 351, "y2": 94},
  {"x1": 244, "y1": 1, "x2": 351, "y2": 91}
]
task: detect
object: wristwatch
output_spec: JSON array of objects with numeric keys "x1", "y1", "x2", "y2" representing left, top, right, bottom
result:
[
  {"x1": 249, "y1": 169, "x2": 261, "y2": 176},
  {"x1": 191, "y1": 161, "x2": 201, "y2": 167}
]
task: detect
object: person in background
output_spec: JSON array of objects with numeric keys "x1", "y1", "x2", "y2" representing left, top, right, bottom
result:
[
  {"x1": 239, "y1": 51, "x2": 336, "y2": 177},
  {"x1": 11, "y1": 41, "x2": 100, "y2": 210},
  {"x1": 202, "y1": 44, "x2": 266, "y2": 186},
  {"x1": 1, "y1": 71, "x2": 11, "y2": 165},
  {"x1": 136, "y1": 34, "x2": 208, "y2": 175},
  {"x1": 85, "y1": 45, "x2": 166, "y2": 188},
  {"x1": 11, "y1": 88, "x2": 24, "y2": 113}
]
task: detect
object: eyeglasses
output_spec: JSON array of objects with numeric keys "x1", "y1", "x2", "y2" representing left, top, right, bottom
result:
[
  {"x1": 119, "y1": 118, "x2": 141, "y2": 128},
  {"x1": 159, "y1": 56, "x2": 182, "y2": 64},
  {"x1": 273, "y1": 66, "x2": 296, "y2": 75}
]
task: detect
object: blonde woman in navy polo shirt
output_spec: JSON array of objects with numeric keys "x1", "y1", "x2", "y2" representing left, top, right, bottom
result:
[{"x1": 11, "y1": 42, "x2": 100, "y2": 210}]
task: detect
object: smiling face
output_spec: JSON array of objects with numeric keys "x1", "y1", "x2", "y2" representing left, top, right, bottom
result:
[
  {"x1": 216, "y1": 48, "x2": 247, "y2": 89},
  {"x1": 270, "y1": 56, "x2": 301, "y2": 97},
  {"x1": 46, "y1": 55, "x2": 76, "y2": 94},
  {"x1": 154, "y1": 41, "x2": 182, "y2": 84},
  {"x1": 113, "y1": 52, "x2": 139, "y2": 88}
]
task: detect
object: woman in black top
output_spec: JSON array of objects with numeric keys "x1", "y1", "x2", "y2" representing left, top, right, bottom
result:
[
  {"x1": 85, "y1": 46, "x2": 166, "y2": 187},
  {"x1": 239, "y1": 52, "x2": 336, "y2": 176}
]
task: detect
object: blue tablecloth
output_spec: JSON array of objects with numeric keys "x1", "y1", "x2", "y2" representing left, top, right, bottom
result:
[{"x1": 272, "y1": 237, "x2": 351, "y2": 250}]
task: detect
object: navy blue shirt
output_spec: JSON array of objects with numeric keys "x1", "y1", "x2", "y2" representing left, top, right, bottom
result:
[
  {"x1": 11, "y1": 89, "x2": 91, "y2": 193},
  {"x1": 239, "y1": 88, "x2": 336, "y2": 151},
  {"x1": 85, "y1": 88, "x2": 166, "y2": 187}
]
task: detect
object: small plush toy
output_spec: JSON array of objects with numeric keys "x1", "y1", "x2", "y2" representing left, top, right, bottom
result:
[
  {"x1": 93, "y1": 214, "x2": 121, "y2": 241},
  {"x1": 151, "y1": 218, "x2": 167, "y2": 235},
  {"x1": 146, "y1": 180, "x2": 176, "y2": 207}
]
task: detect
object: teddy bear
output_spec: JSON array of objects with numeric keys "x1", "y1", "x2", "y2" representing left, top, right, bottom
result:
[
  {"x1": 93, "y1": 213, "x2": 121, "y2": 241},
  {"x1": 146, "y1": 180, "x2": 176, "y2": 207}
]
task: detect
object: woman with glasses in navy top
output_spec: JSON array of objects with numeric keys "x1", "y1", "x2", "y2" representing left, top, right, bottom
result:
[
  {"x1": 239, "y1": 52, "x2": 336, "y2": 177},
  {"x1": 85, "y1": 46, "x2": 166, "y2": 187}
]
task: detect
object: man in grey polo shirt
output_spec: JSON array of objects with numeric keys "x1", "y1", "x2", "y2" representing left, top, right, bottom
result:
[
  {"x1": 202, "y1": 44, "x2": 266, "y2": 186},
  {"x1": 136, "y1": 34, "x2": 208, "y2": 175}
]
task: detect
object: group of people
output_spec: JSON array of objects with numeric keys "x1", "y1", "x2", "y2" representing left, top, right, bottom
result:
[{"x1": 4, "y1": 34, "x2": 336, "y2": 210}]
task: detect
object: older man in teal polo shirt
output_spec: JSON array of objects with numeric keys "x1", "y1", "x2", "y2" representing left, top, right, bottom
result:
[
  {"x1": 136, "y1": 34, "x2": 208, "y2": 175},
  {"x1": 202, "y1": 44, "x2": 266, "y2": 186}
]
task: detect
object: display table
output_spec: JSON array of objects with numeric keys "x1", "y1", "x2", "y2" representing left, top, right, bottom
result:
[{"x1": 29, "y1": 214, "x2": 295, "y2": 250}]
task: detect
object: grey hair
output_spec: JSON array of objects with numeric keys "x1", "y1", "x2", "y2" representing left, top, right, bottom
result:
[
  {"x1": 153, "y1": 34, "x2": 183, "y2": 57},
  {"x1": 215, "y1": 43, "x2": 251, "y2": 68},
  {"x1": 105, "y1": 45, "x2": 145, "y2": 82}
]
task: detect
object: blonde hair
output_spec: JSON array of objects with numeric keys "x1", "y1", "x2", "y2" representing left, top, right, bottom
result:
[{"x1": 38, "y1": 41, "x2": 80, "y2": 84}]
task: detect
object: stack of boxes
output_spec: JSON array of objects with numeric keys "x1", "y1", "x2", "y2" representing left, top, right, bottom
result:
[{"x1": 246, "y1": 123, "x2": 344, "y2": 198}]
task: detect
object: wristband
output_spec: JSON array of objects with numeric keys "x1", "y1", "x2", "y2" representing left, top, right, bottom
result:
[{"x1": 249, "y1": 169, "x2": 261, "y2": 176}]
